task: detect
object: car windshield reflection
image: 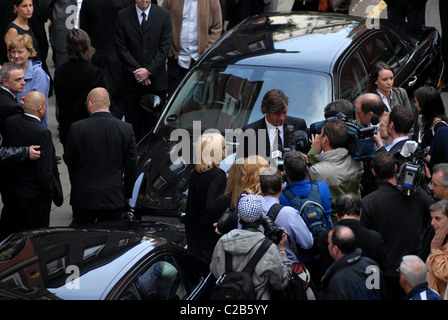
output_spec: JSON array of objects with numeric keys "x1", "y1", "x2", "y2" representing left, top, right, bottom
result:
[{"x1": 157, "y1": 65, "x2": 332, "y2": 138}]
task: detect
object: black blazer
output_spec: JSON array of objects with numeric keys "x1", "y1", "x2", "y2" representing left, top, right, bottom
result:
[
  {"x1": 4, "y1": 114, "x2": 61, "y2": 203},
  {"x1": 54, "y1": 60, "x2": 107, "y2": 145},
  {"x1": 237, "y1": 116, "x2": 307, "y2": 159},
  {"x1": 63, "y1": 112, "x2": 138, "y2": 210},
  {"x1": 115, "y1": 3, "x2": 172, "y2": 92},
  {"x1": 0, "y1": 88, "x2": 23, "y2": 135},
  {"x1": 80, "y1": 0, "x2": 134, "y2": 98}
]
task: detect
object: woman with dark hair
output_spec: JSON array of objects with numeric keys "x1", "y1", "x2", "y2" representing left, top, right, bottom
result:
[
  {"x1": 367, "y1": 61, "x2": 412, "y2": 112},
  {"x1": 54, "y1": 28, "x2": 107, "y2": 148},
  {"x1": 4, "y1": 0, "x2": 40, "y2": 62},
  {"x1": 414, "y1": 85, "x2": 448, "y2": 149}
]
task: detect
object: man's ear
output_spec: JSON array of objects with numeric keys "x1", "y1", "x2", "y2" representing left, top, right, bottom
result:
[{"x1": 371, "y1": 168, "x2": 377, "y2": 177}]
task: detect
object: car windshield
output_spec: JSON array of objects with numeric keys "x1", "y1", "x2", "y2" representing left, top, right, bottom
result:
[{"x1": 156, "y1": 65, "x2": 332, "y2": 137}]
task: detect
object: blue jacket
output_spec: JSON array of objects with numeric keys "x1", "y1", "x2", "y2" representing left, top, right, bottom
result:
[
  {"x1": 404, "y1": 283, "x2": 442, "y2": 300},
  {"x1": 279, "y1": 179, "x2": 333, "y2": 228}
]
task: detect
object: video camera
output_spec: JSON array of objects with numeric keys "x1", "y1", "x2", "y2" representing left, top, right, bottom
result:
[
  {"x1": 396, "y1": 141, "x2": 428, "y2": 196},
  {"x1": 309, "y1": 112, "x2": 379, "y2": 161}
]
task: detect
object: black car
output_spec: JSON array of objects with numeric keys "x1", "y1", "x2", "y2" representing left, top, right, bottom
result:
[
  {"x1": 0, "y1": 221, "x2": 213, "y2": 300},
  {"x1": 130, "y1": 12, "x2": 444, "y2": 219}
]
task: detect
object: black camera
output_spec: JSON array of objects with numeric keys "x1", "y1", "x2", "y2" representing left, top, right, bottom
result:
[
  {"x1": 262, "y1": 215, "x2": 284, "y2": 244},
  {"x1": 396, "y1": 142, "x2": 428, "y2": 196},
  {"x1": 309, "y1": 112, "x2": 378, "y2": 160}
]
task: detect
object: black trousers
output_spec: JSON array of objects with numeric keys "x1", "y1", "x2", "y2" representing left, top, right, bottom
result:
[{"x1": 386, "y1": 0, "x2": 426, "y2": 25}]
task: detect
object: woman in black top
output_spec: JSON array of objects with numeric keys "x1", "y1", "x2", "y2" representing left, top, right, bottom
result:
[
  {"x1": 4, "y1": 0, "x2": 41, "y2": 62},
  {"x1": 414, "y1": 85, "x2": 448, "y2": 149},
  {"x1": 185, "y1": 132, "x2": 228, "y2": 263}
]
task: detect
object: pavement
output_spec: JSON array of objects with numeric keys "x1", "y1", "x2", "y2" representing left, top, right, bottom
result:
[{"x1": 1, "y1": 0, "x2": 444, "y2": 228}]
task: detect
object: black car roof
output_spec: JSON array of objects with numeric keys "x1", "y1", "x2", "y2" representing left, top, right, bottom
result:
[{"x1": 199, "y1": 12, "x2": 368, "y2": 74}]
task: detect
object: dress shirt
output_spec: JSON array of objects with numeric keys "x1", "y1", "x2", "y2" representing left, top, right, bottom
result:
[
  {"x1": 178, "y1": 0, "x2": 199, "y2": 69},
  {"x1": 265, "y1": 117, "x2": 284, "y2": 153},
  {"x1": 136, "y1": 4, "x2": 151, "y2": 25},
  {"x1": 24, "y1": 113, "x2": 41, "y2": 122},
  {"x1": 386, "y1": 136, "x2": 409, "y2": 152}
]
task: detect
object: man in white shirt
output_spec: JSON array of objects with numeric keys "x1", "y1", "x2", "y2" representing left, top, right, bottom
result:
[{"x1": 162, "y1": 0, "x2": 222, "y2": 96}]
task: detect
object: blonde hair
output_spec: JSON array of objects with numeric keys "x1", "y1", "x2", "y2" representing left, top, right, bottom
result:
[
  {"x1": 241, "y1": 155, "x2": 270, "y2": 195},
  {"x1": 225, "y1": 160, "x2": 244, "y2": 210},
  {"x1": 195, "y1": 132, "x2": 226, "y2": 172},
  {"x1": 7, "y1": 34, "x2": 37, "y2": 59}
]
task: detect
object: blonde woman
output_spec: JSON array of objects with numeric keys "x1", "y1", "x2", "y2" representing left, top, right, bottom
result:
[
  {"x1": 185, "y1": 132, "x2": 227, "y2": 263},
  {"x1": 8, "y1": 34, "x2": 49, "y2": 127}
]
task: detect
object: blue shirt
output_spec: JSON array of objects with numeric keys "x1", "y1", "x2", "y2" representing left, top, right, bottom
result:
[
  {"x1": 279, "y1": 179, "x2": 333, "y2": 228},
  {"x1": 405, "y1": 283, "x2": 442, "y2": 300},
  {"x1": 263, "y1": 196, "x2": 313, "y2": 264}
]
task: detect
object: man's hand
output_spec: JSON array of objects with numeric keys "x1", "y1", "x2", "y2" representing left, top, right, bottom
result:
[
  {"x1": 29, "y1": 145, "x2": 40, "y2": 160},
  {"x1": 134, "y1": 68, "x2": 150, "y2": 84}
]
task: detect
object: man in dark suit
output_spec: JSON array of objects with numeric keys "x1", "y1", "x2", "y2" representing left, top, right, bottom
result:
[
  {"x1": 237, "y1": 89, "x2": 307, "y2": 161},
  {"x1": 115, "y1": 0, "x2": 172, "y2": 141},
  {"x1": 80, "y1": 0, "x2": 134, "y2": 120},
  {"x1": 0, "y1": 62, "x2": 26, "y2": 134},
  {"x1": 3, "y1": 91, "x2": 61, "y2": 236},
  {"x1": 63, "y1": 88, "x2": 138, "y2": 225},
  {"x1": 376, "y1": 104, "x2": 414, "y2": 156}
]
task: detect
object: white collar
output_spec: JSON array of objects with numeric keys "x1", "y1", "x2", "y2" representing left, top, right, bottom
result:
[
  {"x1": 136, "y1": 4, "x2": 151, "y2": 19},
  {"x1": 24, "y1": 113, "x2": 41, "y2": 122}
]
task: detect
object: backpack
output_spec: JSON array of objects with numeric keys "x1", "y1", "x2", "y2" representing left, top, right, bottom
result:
[
  {"x1": 282, "y1": 183, "x2": 328, "y2": 239},
  {"x1": 211, "y1": 238, "x2": 272, "y2": 300}
]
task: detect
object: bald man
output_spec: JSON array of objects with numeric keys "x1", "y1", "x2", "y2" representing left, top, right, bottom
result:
[
  {"x1": 63, "y1": 87, "x2": 137, "y2": 225},
  {"x1": 1, "y1": 91, "x2": 62, "y2": 238}
]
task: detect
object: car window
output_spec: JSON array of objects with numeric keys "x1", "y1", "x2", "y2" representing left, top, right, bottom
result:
[
  {"x1": 339, "y1": 51, "x2": 368, "y2": 101},
  {"x1": 359, "y1": 33, "x2": 399, "y2": 71},
  {"x1": 118, "y1": 254, "x2": 202, "y2": 300},
  {"x1": 385, "y1": 34, "x2": 409, "y2": 68}
]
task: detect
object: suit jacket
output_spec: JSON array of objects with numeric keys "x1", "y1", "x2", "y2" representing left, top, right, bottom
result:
[
  {"x1": 4, "y1": 114, "x2": 61, "y2": 204},
  {"x1": 63, "y1": 112, "x2": 138, "y2": 210},
  {"x1": 0, "y1": 88, "x2": 24, "y2": 135},
  {"x1": 80, "y1": 0, "x2": 134, "y2": 98},
  {"x1": 237, "y1": 116, "x2": 307, "y2": 159},
  {"x1": 115, "y1": 3, "x2": 172, "y2": 92},
  {"x1": 54, "y1": 60, "x2": 107, "y2": 145}
]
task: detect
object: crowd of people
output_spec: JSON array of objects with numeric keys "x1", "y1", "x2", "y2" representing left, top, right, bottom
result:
[
  {"x1": 188, "y1": 78, "x2": 448, "y2": 300},
  {"x1": 0, "y1": 0, "x2": 447, "y2": 301}
]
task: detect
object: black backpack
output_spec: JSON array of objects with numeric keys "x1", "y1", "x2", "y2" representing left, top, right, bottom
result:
[
  {"x1": 211, "y1": 238, "x2": 272, "y2": 300},
  {"x1": 282, "y1": 183, "x2": 329, "y2": 239}
]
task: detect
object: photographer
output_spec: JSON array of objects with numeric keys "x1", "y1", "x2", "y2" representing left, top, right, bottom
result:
[
  {"x1": 210, "y1": 194, "x2": 293, "y2": 300},
  {"x1": 361, "y1": 151, "x2": 433, "y2": 300},
  {"x1": 307, "y1": 119, "x2": 364, "y2": 224}
]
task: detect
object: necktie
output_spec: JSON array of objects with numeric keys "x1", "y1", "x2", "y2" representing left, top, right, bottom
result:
[
  {"x1": 141, "y1": 12, "x2": 147, "y2": 29},
  {"x1": 276, "y1": 128, "x2": 284, "y2": 153}
]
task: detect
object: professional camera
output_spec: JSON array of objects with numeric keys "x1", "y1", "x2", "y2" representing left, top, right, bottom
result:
[
  {"x1": 262, "y1": 215, "x2": 284, "y2": 244},
  {"x1": 396, "y1": 141, "x2": 428, "y2": 196},
  {"x1": 309, "y1": 112, "x2": 378, "y2": 160}
]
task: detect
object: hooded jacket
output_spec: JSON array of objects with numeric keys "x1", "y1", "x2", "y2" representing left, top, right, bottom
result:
[{"x1": 210, "y1": 228, "x2": 292, "y2": 300}]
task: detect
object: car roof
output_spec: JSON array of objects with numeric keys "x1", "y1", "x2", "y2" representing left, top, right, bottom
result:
[{"x1": 199, "y1": 12, "x2": 367, "y2": 74}]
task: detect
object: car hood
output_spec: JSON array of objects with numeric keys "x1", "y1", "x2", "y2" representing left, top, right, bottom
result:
[{"x1": 0, "y1": 222, "x2": 186, "y2": 300}]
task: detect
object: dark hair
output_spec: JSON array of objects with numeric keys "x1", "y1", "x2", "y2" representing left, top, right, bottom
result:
[
  {"x1": 259, "y1": 168, "x2": 283, "y2": 196},
  {"x1": 367, "y1": 61, "x2": 394, "y2": 93},
  {"x1": 331, "y1": 225, "x2": 356, "y2": 255},
  {"x1": 283, "y1": 151, "x2": 308, "y2": 182},
  {"x1": 66, "y1": 29, "x2": 94, "y2": 62},
  {"x1": 261, "y1": 89, "x2": 289, "y2": 115},
  {"x1": 389, "y1": 105, "x2": 414, "y2": 134},
  {"x1": 414, "y1": 85, "x2": 448, "y2": 136},
  {"x1": 372, "y1": 151, "x2": 396, "y2": 180},
  {"x1": 322, "y1": 119, "x2": 348, "y2": 149},
  {"x1": 324, "y1": 99, "x2": 355, "y2": 119},
  {"x1": 334, "y1": 193, "x2": 362, "y2": 218}
]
